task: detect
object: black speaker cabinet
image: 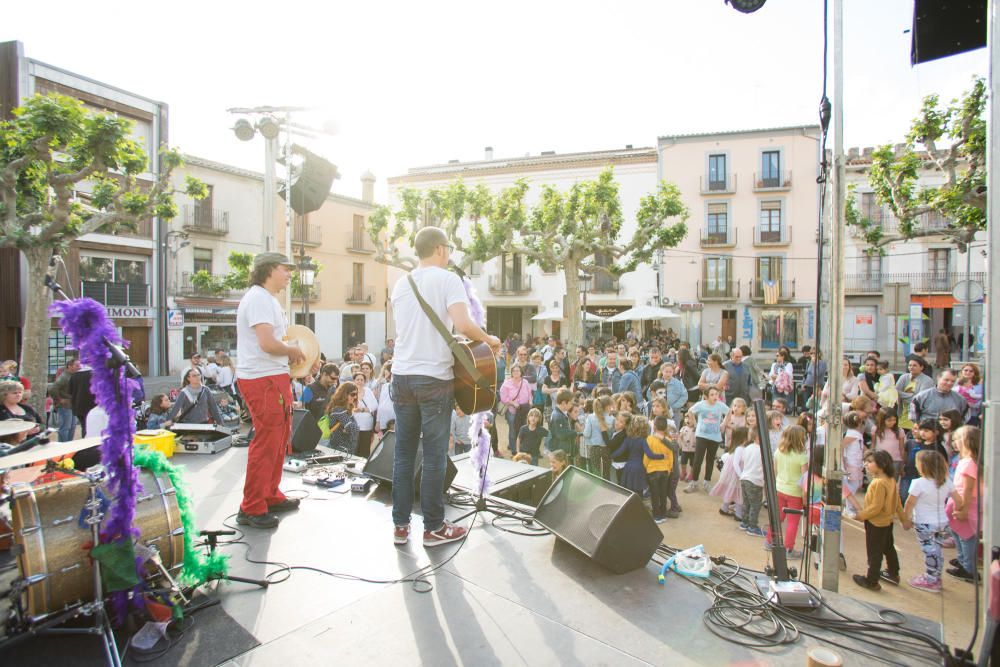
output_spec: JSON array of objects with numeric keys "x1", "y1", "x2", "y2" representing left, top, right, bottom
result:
[
  {"x1": 279, "y1": 144, "x2": 339, "y2": 215},
  {"x1": 364, "y1": 432, "x2": 457, "y2": 493},
  {"x1": 290, "y1": 408, "x2": 323, "y2": 453},
  {"x1": 533, "y1": 466, "x2": 662, "y2": 574}
]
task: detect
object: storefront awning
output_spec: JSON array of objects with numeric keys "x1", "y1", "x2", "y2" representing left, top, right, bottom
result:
[{"x1": 911, "y1": 295, "x2": 956, "y2": 309}]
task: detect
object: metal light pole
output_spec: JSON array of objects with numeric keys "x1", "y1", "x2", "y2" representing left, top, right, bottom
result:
[{"x1": 298, "y1": 255, "x2": 315, "y2": 326}]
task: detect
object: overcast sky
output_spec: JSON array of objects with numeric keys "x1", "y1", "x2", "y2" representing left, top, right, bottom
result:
[{"x1": 4, "y1": 0, "x2": 986, "y2": 203}]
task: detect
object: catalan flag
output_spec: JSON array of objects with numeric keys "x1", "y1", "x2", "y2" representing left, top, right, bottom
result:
[{"x1": 763, "y1": 280, "x2": 780, "y2": 305}]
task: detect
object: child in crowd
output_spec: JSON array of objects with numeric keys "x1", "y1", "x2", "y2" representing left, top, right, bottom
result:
[
  {"x1": 802, "y1": 445, "x2": 825, "y2": 561},
  {"x1": 146, "y1": 394, "x2": 172, "y2": 430},
  {"x1": 937, "y1": 409, "x2": 963, "y2": 476},
  {"x1": 946, "y1": 425, "x2": 981, "y2": 583},
  {"x1": 548, "y1": 449, "x2": 569, "y2": 478},
  {"x1": 766, "y1": 410, "x2": 784, "y2": 454},
  {"x1": 767, "y1": 425, "x2": 809, "y2": 558},
  {"x1": 745, "y1": 409, "x2": 759, "y2": 445},
  {"x1": 739, "y1": 431, "x2": 766, "y2": 537},
  {"x1": 609, "y1": 410, "x2": 631, "y2": 485},
  {"x1": 217, "y1": 394, "x2": 240, "y2": 428},
  {"x1": 853, "y1": 450, "x2": 906, "y2": 591},
  {"x1": 678, "y1": 410, "x2": 697, "y2": 482},
  {"x1": 569, "y1": 403, "x2": 585, "y2": 467},
  {"x1": 874, "y1": 359, "x2": 898, "y2": 411},
  {"x1": 645, "y1": 415, "x2": 675, "y2": 523},
  {"x1": 722, "y1": 398, "x2": 748, "y2": 450},
  {"x1": 841, "y1": 411, "x2": 866, "y2": 519},
  {"x1": 612, "y1": 414, "x2": 664, "y2": 498},
  {"x1": 649, "y1": 397, "x2": 675, "y2": 431},
  {"x1": 873, "y1": 409, "x2": 906, "y2": 477},
  {"x1": 547, "y1": 390, "x2": 578, "y2": 466},
  {"x1": 902, "y1": 419, "x2": 947, "y2": 504},
  {"x1": 711, "y1": 426, "x2": 747, "y2": 519},
  {"x1": 902, "y1": 450, "x2": 958, "y2": 592},
  {"x1": 663, "y1": 422, "x2": 683, "y2": 517},
  {"x1": 583, "y1": 396, "x2": 614, "y2": 479},
  {"x1": 512, "y1": 452, "x2": 533, "y2": 464},
  {"x1": 516, "y1": 407, "x2": 548, "y2": 465}
]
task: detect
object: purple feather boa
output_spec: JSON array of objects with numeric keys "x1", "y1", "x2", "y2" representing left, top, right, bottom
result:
[
  {"x1": 50, "y1": 297, "x2": 142, "y2": 622},
  {"x1": 460, "y1": 275, "x2": 491, "y2": 496}
]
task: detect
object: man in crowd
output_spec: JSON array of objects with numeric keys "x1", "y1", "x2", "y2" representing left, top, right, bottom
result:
[
  {"x1": 800, "y1": 349, "x2": 828, "y2": 411},
  {"x1": 906, "y1": 341, "x2": 930, "y2": 369},
  {"x1": 910, "y1": 368, "x2": 968, "y2": 424},
  {"x1": 723, "y1": 347, "x2": 752, "y2": 406},
  {"x1": 640, "y1": 347, "x2": 664, "y2": 399},
  {"x1": 601, "y1": 350, "x2": 623, "y2": 392},
  {"x1": 302, "y1": 363, "x2": 339, "y2": 421},
  {"x1": 381, "y1": 339, "x2": 395, "y2": 365},
  {"x1": 181, "y1": 353, "x2": 204, "y2": 382},
  {"x1": 49, "y1": 357, "x2": 81, "y2": 441}
]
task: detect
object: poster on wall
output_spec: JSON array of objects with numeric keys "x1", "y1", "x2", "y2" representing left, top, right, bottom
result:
[
  {"x1": 742, "y1": 306, "x2": 753, "y2": 342},
  {"x1": 907, "y1": 303, "x2": 924, "y2": 354},
  {"x1": 167, "y1": 309, "x2": 185, "y2": 329}
]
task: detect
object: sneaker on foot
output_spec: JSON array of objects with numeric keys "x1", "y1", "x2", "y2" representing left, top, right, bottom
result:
[
  {"x1": 702, "y1": 480, "x2": 710, "y2": 492},
  {"x1": 683, "y1": 481, "x2": 697, "y2": 494},
  {"x1": 949, "y1": 558, "x2": 961, "y2": 568},
  {"x1": 718, "y1": 508, "x2": 733, "y2": 516},
  {"x1": 879, "y1": 570, "x2": 900, "y2": 585},
  {"x1": 654, "y1": 517, "x2": 667, "y2": 524},
  {"x1": 236, "y1": 510, "x2": 279, "y2": 529},
  {"x1": 665, "y1": 510, "x2": 680, "y2": 519},
  {"x1": 423, "y1": 521, "x2": 468, "y2": 547},
  {"x1": 852, "y1": 574, "x2": 881, "y2": 591},
  {"x1": 738, "y1": 522, "x2": 748, "y2": 530},
  {"x1": 267, "y1": 498, "x2": 301, "y2": 513},
  {"x1": 745, "y1": 527, "x2": 766, "y2": 537},
  {"x1": 394, "y1": 524, "x2": 410, "y2": 545},
  {"x1": 908, "y1": 574, "x2": 942, "y2": 593},
  {"x1": 946, "y1": 566, "x2": 975, "y2": 583}
]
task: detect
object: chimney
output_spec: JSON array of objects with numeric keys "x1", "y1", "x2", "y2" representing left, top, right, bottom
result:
[
  {"x1": 625, "y1": 144, "x2": 633, "y2": 150},
  {"x1": 360, "y1": 170, "x2": 376, "y2": 204},
  {"x1": 847, "y1": 147, "x2": 859, "y2": 160},
  {"x1": 485, "y1": 146, "x2": 493, "y2": 160}
]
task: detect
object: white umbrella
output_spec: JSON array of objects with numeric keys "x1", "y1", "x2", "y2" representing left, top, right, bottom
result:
[
  {"x1": 531, "y1": 309, "x2": 607, "y2": 323},
  {"x1": 605, "y1": 305, "x2": 681, "y2": 322}
]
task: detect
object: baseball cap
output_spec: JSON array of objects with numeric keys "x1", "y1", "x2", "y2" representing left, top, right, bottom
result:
[{"x1": 253, "y1": 252, "x2": 296, "y2": 270}]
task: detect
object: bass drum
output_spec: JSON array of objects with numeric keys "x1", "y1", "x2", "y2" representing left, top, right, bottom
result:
[{"x1": 10, "y1": 469, "x2": 184, "y2": 621}]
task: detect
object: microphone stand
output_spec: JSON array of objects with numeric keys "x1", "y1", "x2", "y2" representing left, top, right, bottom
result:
[{"x1": 198, "y1": 530, "x2": 269, "y2": 589}]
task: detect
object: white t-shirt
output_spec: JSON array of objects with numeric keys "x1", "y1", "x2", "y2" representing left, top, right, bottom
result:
[
  {"x1": 236, "y1": 285, "x2": 289, "y2": 380},
  {"x1": 908, "y1": 477, "x2": 954, "y2": 525},
  {"x1": 354, "y1": 386, "x2": 378, "y2": 431},
  {"x1": 739, "y1": 443, "x2": 764, "y2": 486},
  {"x1": 391, "y1": 266, "x2": 469, "y2": 380}
]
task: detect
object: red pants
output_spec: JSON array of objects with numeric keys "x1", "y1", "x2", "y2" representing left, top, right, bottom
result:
[
  {"x1": 766, "y1": 492, "x2": 805, "y2": 550},
  {"x1": 238, "y1": 375, "x2": 291, "y2": 515}
]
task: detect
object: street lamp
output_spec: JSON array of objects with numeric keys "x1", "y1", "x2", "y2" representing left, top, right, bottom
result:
[
  {"x1": 298, "y1": 255, "x2": 316, "y2": 327},
  {"x1": 579, "y1": 272, "x2": 592, "y2": 344}
]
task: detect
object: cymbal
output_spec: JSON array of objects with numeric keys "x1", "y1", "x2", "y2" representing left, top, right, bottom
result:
[
  {"x1": 0, "y1": 437, "x2": 102, "y2": 469},
  {"x1": 286, "y1": 324, "x2": 321, "y2": 379}
]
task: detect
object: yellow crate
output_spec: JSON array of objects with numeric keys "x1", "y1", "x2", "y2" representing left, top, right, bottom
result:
[{"x1": 134, "y1": 429, "x2": 176, "y2": 459}]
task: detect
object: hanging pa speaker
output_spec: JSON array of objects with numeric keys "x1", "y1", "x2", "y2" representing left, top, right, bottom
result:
[
  {"x1": 290, "y1": 408, "x2": 323, "y2": 453},
  {"x1": 910, "y1": 0, "x2": 986, "y2": 65},
  {"x1": 279, "y1": 144, "x2": 339, "y2": 215},
  {"x1": 363, "y1": 431, "x2": 458, "y2": 493},
  {"x1": 533, "y1": 466, "x2": 662, "y2": 574}
]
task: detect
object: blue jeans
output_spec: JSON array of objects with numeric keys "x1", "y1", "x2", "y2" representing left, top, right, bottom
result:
[
  {"x1": 57, "y1": 406, "x2": 76, "y2": 442},
  {"x1": 952, "y1": 528, "x2": 978, "y2": 574},
  {"x1": 391, "y1": 375, "x2": 454, "y2": 531}
]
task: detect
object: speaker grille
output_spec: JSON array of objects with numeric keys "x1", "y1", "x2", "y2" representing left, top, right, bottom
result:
[{"x1": 536, "y1": 467, "x2": 631, "y2": 555}]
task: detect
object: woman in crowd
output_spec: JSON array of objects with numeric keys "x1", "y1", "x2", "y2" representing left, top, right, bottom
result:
[
  {"x1": 326, "y1": 381, "x2": 360, "y2": 455},
  {"x1": 352, "y1": 372, "x2": 378, "y2": 458},
  {"x1": 0, "y1": 381, "x2": 43, "y2": 433},
  {"x1": 499, "y1": 364, "x2": 533, "y2": 457},
  {"x1": 698, "y1": 353, "x2": 729, "y2": 404},
  {"x1": 375, "y1": 362, "x2": 395, "y2": 433},
  {"x1": 768, "y1": 349, "x2": 795, "y2": 406},
  {"x1": 821, "y1": 357, "x2": 861, "y2": 413},
  {"x1": 164, "y1": 369, "x2": 224, "y2": 426},
  {"x1": 896, "y1": 357, "x2": 934, "y2": 432},
  {"x1": 955, "y1": 363, "x2": 983, "y2": 426},
  {"x1": 857, "y1": 356, "x2": 881, "y2": 404},
  {"x1": 216, "y1": 354, "x2": 236, "y2": 394}
]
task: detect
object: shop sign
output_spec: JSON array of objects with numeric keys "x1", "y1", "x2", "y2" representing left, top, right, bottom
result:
[
  {"x1": 855, "y1": 314, "x2": 873, "y2": 326},
  {"x1": 167, "y1": 309, "x2": 185, "y2": 329},
  {"x1": 107, "y1": 306, "x2": 151, "y2": 319}
]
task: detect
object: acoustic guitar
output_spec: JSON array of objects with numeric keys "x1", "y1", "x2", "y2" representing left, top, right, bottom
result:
[{"x1": 452, "y1": 338, "x2": 498, "y2": 415}]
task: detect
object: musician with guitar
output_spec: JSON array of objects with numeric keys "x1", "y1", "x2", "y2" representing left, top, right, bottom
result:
[{"x1": 390, "y1": 227, "x2": 501, "y2": 548}]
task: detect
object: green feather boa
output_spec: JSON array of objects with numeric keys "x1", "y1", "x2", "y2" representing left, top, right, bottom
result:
[{"x1": 133, "y1": 448, "x2": 229, "y2": 586}]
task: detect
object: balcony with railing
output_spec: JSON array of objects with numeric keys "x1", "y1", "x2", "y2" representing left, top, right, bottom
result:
[
  {"x1": 697, "y1": 280, "x2": 740, "y2": 301},
  {"x1": 292, "y1": 281, "x2": 321, "y2": 301},
  {"x1": 291, "y1": 223, "x2": 323, "y2": 247},
  {"x1": 753, "y1": 225, "x2": 791, "y2": 246},
  {"x1": 346, "y1": 284, "x2": 375, "y2": 304},
  {"x1": 845, "y1": 272, "x2": 986, "y2": 294},
  {"x1": 590, "y1": 274, "x2": 620, "y2": 293},
  {"x1": 699, "y1": 174, "x2": 737, "y2": 195},
  {"x1": 175, "y1": 272, "x2": 242, "y2": 299},
  {"x1": 347, "y1": 231, "x2": 377, "y2": 254},
  {"x1": 749, "y1": 279, "x2": 796, "y2": 302},
  {"x1": 488, "y1": 274, "x2": 532, "y2": 295},
  {"x1": 753, "y1": 171, "x2": 792, "y2": 191},
  {"x1": 182, "y1": 205, "x2": 229, "y2": 235},
  {"x1": 700, "y1": 227, "x2": 738, "y2": 248},
  {"x1": 81, "y1": 281, "x2": 151, "y2": 306}
]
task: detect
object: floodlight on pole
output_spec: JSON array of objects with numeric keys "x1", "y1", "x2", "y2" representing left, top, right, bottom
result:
[
  {"x1": 258, "y1": 116, "x2": 281, "y2": 140},
  {"x1": 233, "y1": 119, "x2": 255, "y2": 142}
]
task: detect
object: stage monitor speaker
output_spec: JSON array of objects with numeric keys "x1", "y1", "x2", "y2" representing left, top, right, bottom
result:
[
  {"x1": 533, "y1": 466, "x2": 662, "y2": 574},
  {"x1": 364, "y1": 432, "x2": 457, "y2": 493},
  {"x1": 279, "y1": 144, "x2": 339, "y2": 215},
  {"x1": 911, "y1": 0, "x2": 986, "y2": 65},
  {"x1": 290, "y1": 408, "x2": 323, "y2": 453}
]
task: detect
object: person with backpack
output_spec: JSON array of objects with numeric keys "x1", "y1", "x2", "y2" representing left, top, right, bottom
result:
[{"x1": 769, "y1": 349, "x2": 795, "y2": 406}]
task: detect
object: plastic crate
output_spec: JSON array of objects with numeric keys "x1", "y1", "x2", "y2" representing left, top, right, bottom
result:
[{"x1": 134, "y1": 429, "x2": 175, "y2": 458}]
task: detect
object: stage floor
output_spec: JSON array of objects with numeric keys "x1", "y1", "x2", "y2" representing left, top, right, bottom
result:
[{"x1": 7, "y1": 444, "x2": 945, "y2": 666}]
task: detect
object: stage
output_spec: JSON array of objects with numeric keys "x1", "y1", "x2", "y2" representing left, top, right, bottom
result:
[{"x1": 5, "y1": 444, "x2": 944, "y2": 666}]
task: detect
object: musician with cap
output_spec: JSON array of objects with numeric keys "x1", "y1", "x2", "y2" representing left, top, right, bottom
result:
[
  {"x1": 390, "y1": 226, "x2": 501, "y2": 548},
  {"x1": 235, "y1": 252, "x2": 306, "y2": 529}
]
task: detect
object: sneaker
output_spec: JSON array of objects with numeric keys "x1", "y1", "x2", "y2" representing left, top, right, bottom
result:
[
  {"x1": 267, "y1": 498, "x2": 301, "y2": 513},
  {"x1": 745, "y1": 527, "x2": 766, "y2": 537},
  {"x1": 683, "y1": 481, "x2": 697, "y2": 494},
  {"x1": 665, "y1": 510, "x2": 680, "y2": 519},
  {"x1": 852, "y1": 574, "x2": 881, "y2": 591},
  {"x1": 718, "y1": 508, "x2": 733, "y2": 517},
  {"x1": 654, "y1": 517, "x2": 667, "y2": 524},
  {"x1": 949, "y1": 558, "x2": 962, "y2": 568},
  {"x1": 236, "y1": 510, "x2": 279, "y2": 529},
  {"x1": 702, "y1": 480, "x2": 710, "y2": 492},
  {"x1": 423, "y1": 521, "x2": 468, "y2": 547},
  {"x1": 393, "y1": 524, "x2": 410, "y2": 545},
  {"x1": 938, "y1": 536, "x2": 956, "y2": 548},
  {"x1": 738, "y1": 522, "x2": 748, "y2": 530},
  {"x1": 879, "y1": 570, "x2": 901, "y2": 586},
  {"x1": 839, "y1": 553, "x2": 848, "y2": 571},
  {"x1": 908, "y1": 574, "x2": 942, "y2": 593},
  {"x1": 946, "y1": 566, "x2": 975, "y2": 583}
]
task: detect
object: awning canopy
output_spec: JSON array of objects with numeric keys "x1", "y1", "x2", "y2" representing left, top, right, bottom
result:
[{"x1": 605, "y1": 305, "x2": 682, "y2": 323}]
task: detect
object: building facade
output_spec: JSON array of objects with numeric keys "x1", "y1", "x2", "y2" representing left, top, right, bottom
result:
[
  {"x1": 387, "y1": 147, "x2": 661, "y2": 344},
  {"x1": 657, "y1": 126, "x2": 823, "y2": 352},
  {"x1": 843, "y1": 147, "x2": 987, "y2": 361},
  {"x1": 0, "y1": 40, "x2": 168, "y2": 375}
]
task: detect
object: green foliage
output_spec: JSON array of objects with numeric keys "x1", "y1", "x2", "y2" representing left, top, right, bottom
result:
[
  {"x1": 851, "y1": 77, "x2": 986, "y2": 248},
  {"x1": 191, "y1": 269, "x2": 227, "y2": 295}
]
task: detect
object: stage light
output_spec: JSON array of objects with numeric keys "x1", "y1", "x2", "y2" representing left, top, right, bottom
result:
[
  {"x1": 258, "y1": 116, "x2": 281, "y2": 140},
  {"x1": 725, "y1": 0, "x2": 767, "y2": 13},
  {"x1": 233, "y1": 119, "x2": 255, "y2": 142}
]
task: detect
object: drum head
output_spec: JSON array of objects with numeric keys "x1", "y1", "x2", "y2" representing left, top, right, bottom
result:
[{"x1": 286, "y1": 325, "x2": 321, "y2": 378}]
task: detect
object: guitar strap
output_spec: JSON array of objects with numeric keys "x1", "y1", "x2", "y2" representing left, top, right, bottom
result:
[{"x1": 406, "y1": 274, "x2": 494, "y2": 397}]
